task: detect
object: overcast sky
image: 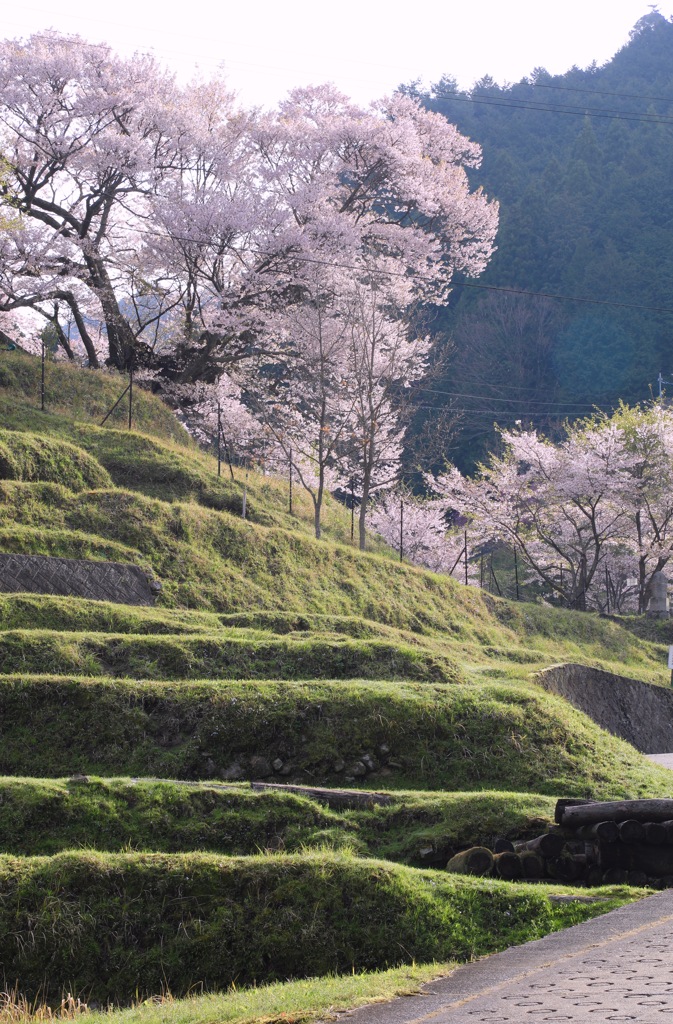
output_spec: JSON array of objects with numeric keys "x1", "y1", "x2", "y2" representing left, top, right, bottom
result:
[{"x1": 3, "y1": 1, "x2": 672, "y2": 107}]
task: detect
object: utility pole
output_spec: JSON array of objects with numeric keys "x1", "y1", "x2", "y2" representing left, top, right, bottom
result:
[{"x1": 658, "y1": 373, "x2": 673, "y2": 400}]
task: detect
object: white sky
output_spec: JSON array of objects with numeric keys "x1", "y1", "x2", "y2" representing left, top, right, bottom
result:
[{"x1": 3, "y1": 1, "x2": 672, "y2": 107}]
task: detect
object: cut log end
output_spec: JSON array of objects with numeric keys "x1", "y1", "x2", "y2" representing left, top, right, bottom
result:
[
  {"x1": 446, "y1": 847, "x2": 494, "y2": 877},
  {"x1": 493, "y1": 851, "x2": 523, "y2": 880}
]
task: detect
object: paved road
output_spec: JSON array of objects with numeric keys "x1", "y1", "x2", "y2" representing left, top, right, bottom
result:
[
  {"x1": 337, "y1": 891, "x2": 673, "y2": 1023},
  {"x1": 647, "y1": 752, "x2": 673, "y2": 770}
]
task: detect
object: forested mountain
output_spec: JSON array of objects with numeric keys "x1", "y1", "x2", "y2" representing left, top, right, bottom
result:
[{"x1": 413, "y1": 11, "x2": 673, "y2": 470}]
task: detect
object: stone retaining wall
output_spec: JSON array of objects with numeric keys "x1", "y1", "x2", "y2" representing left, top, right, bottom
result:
[
  {"x1": 0, "y1": 554, "x2": 157, "y2": 606},
  {"x1": 536, "y1": 663, "x2": 673, "y2": 754}
]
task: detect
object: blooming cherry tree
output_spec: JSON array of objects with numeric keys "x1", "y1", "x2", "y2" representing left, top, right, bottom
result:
[
  {"x1": 433, "y1": 420, "x2": 636, "y2": 609},
  {"x1": 369, "y1": 486, "x2": 473, "y2": 578},
  {"x1": 0, "y1": 32, "x2": 182, "y2": 369},
  {"x1": 0, "y1": 42, "x2": 498, "y2": 386}
]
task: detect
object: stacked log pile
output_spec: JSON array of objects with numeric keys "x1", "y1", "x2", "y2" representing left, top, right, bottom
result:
[{"x1": 447, "y1": 798, "x2": 673, "y2": 887}]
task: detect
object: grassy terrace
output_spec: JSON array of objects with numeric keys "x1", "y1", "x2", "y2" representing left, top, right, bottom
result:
[
  {"x1": 0, "y1": 850, "x2": 642, "y2": 1004},
  {"x1": 0, "y1": 778, "x2": 561, "y2": 859},
  {"x1": 0, "y1": 351, "x2": 666, "y2": 1017},
  {"x1": 1, "y1": 675, "x2": 671, "y2": 795}
]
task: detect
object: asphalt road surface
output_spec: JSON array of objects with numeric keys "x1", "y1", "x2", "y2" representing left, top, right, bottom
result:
[{"x1": 647, "y1": 753, "x2": 673, "y2": 770}]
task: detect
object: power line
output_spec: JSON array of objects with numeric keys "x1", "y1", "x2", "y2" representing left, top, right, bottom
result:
[
  {"x1": 9, "y1": 205, "x2": 672, "y2": 323},
  {"x1": 410, "y1": 402, "x2": 617, "y2": 417},
  {"x1": 117, "y1": 223, "x2": 673, "y2": 318},
  {"x1": 452, "y1": 279, "x2": 673, "y2": 315},
  {"x1": 406, "y1": 382, "x2": 605, "y2": 408},
  {"x1": 431, "y1": 88, "x2": 673, "y2": 126},
  {"x1": 531, "y1": 81, "x2": 673, "y2": 105},
  {"x1": 458, "y1": 377, "x2": 615, "y2": 396}
]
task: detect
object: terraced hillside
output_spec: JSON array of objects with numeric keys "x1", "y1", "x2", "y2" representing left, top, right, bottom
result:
[{"x1": 0, "y1": 351, "x2": 670, "y2": 1016}]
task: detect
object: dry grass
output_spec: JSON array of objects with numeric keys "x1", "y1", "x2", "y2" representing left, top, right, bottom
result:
[{"x1": 0, "y1": 992, "x2": 89, "y2": 1024}]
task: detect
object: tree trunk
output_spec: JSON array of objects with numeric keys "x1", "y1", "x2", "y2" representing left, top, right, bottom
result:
[
  {"x1": 84, "y1": 252, "x2": 136, "y2": 369},
  {"x1": 519, "y1": 851, "x2": 545, "y2": 878},
  {"x1": 51, "y1": 291, "x2": 100, "y2": 368},
  {"x1": 602, "y1": 867, "x2": 628, "y2": 885},
  {"x1": 644, "y1": 821, "x2": 668, "y2": 846},
  {"x1": 358, "y1": 491, "x2": 367, "y2": 551},
  {"x1": 546, "y1": 854, "x2": 582, "y2": 882},
  {"x1": 617, "y1": 819, "x2": 646, "y2": 844},
  {"x1": 314, "y1": 471, "x2": 324, "y2": 540},
  {"x1": 554, "y1": 798, "x2": 594, "y2": 824},
  {"x1": 358, "y1": 436, "x2": 374, "y2": 552}
]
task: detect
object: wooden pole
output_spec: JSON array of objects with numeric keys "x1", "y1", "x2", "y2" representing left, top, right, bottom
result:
[
  {"x1": 100, "y1": 383, "x2": 131, "y2": 426},
  {"x1": 128, "y1": 364, "x2": 133, "y2": 430},
  {"x1": 605, "y1": 564, "x2": 610, "y2": 614},
  {"x1": 560, "y1": 798, "x2": 673, "y2": 828},
  {"x1": 399, "y1": 498, "x2": 404, "y2": 562},
  {"x1": 40, "y1": 339, "x2": 45, "y2": 412},
  {"x1": 490, "y1": 555, "x2": 502, "y2": 596},
  {"x1": 493, "y1": 851, "x2": 523, "y2": 880},
  {"x1": 217, "y1": 400, "x2": 222, "y2": 479},
  {"x1": 513, "y1": 834, "x2": 566, "y2": 858}
]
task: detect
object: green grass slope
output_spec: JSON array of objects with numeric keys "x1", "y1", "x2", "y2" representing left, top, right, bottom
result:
[
  {"x1": 0, "y1": 351, "x2": 191, "y2": 444},
  {"x1": 0, "y1": 352, "x2": 667, "y2": 1014},
  {"x1": 0, "y1": 628, "x2": 459, "y2": 682},
  {"x1": 0, "y1": 427, "x2": 112, "y2": 490},
  {"x1": 1, "y1": 675, "x2": 670, "y2": 796},
  {"x1": 0, "y1": 849, "x2": 638, "y2": 1003},
  {"x1": 0, "y1": 482, "x2": 666, "y2": 683},
  {"x1": 0, "y1": 777, "x2": 559, "y2": 860}
]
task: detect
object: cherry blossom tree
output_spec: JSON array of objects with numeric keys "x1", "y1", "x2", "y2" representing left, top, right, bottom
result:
[
  {"x1": 0, "y1": 32, "x2": 185, "y2": 370},
  {"x1": 167, "y1": 373, "x2": 264, "y2": 477},
  {"x1": 244, "y1": 264, "x2": 357, "y2": 538},
  {"x1": 433, "y1": 420, "x2": 636, "y2": 609},
  {"x1": 426, "y1": 404, "x2": 673, "y2": 611},
  {"x1": 0, "y1": 42, "x2": 498, "y2": 385},
  {"x1": 369, "y1": 485, "x2": 472, "y2": 578},
  {"x1": 607, "y1": 403, "x2": 673, "y2": 611},
  {"x1": 334, "y1": 281, "x2": 433, "y2": 550}
]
